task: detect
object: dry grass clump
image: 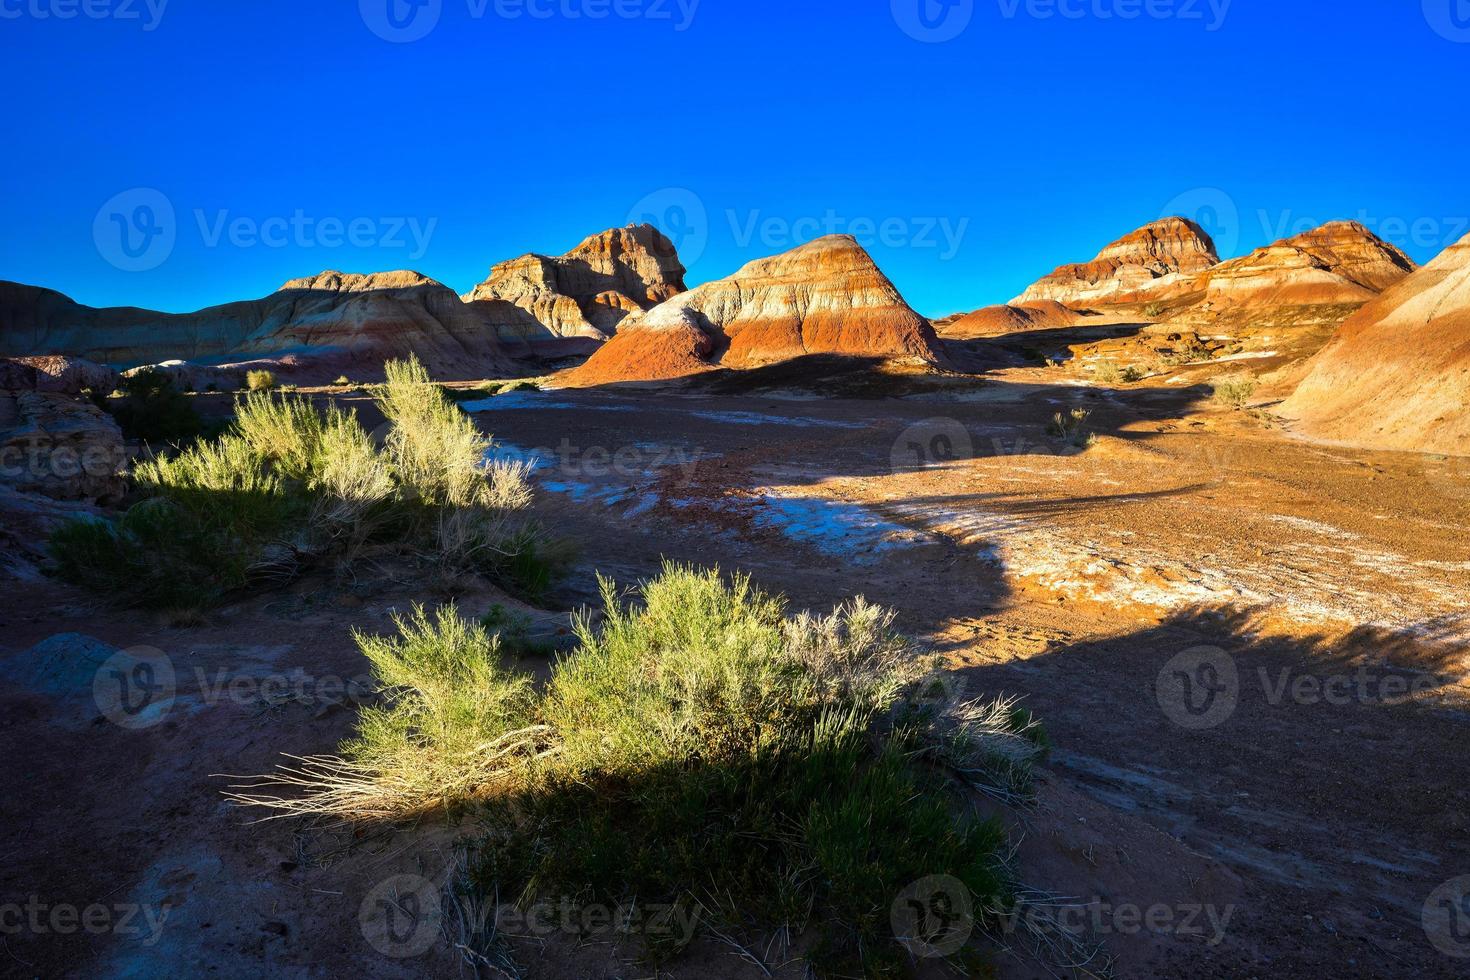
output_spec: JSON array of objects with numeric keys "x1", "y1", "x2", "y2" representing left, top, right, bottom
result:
[
  {"x1": 1212, "y1": 373, "x2": 1258, "y2": 410},
  {"x1": 225, "y1": 564, "x2": 1051, "y2": 976},
  {"x1": 50, "y1": 356, "x2": 543, "y2": 607},
  {"x1": 245, "y1": 368, "x2": 278, "y2": 391}
]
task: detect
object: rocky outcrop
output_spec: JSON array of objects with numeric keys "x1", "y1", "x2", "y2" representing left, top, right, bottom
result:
[
  {"x1": 1195, "y1": 221, "x2": 1416, "y2": 310},
  {"x1": 1013, "y1": 217, "x2": 1219, "y2": 307},
  {"x1": 1279, "y1": 232, "x2": 1470, "y2": 456},
  {"x1": 569, "y1": 236, "x2": 946, "y2": 384},
  {"x1": 0, "y1": 272, "x2": 518, "y2": 381},
  {"x1": 13, "y1": 356, "x2": 119, "y2": 396},
  {"x1": 935, "y1": 300, "x2": 1085, "y2": 338},
  {"x1": 463, "y1": 224, "x2": 687, "y2": 347},
  {"x1": 0, "y1": 390, "x2": 125, "y2": 500}
]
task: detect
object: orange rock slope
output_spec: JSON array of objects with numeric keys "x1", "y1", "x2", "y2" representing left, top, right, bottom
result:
[
  {"x1": 1195, "y1": 220, "x2": 1416, "y2": 310},
  {"x1": 1012, "y1": 217, "x2": 1220, "y2": 307},
  {"x1": 567, "y1": 236, "x2": 947, "y2": 384},
  {"x1": 934, "y1": 300, "x2": 1085, "y2": 338},
  {"x1": 1279, "y1": 231, "x2": 1470, "y2": 455}
]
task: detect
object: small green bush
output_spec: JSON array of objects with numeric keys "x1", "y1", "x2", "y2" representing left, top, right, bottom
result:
[
  {"x1": 1091, "y1": 360, "x2": 1123, "y2": 384},
  {"x1": 1143, "y1": 301, "x2": 1167, "y2": 319},
  {"x1": 1212, "y1": 373, "x2": 1258, "y2": 410},
  {"x1": 1047, "y1": 407, "x2": 1094, "y2": 448},
  {"x1": 108, "y1": 370, "x2": 204, "y2": 445},
  {"x1": 246, "y1": 369, "x2": 277, "y2": 391},
  {"x1": 230, "y1": 565, "x2": 1049, "y2": 975},
  {"x1": 51, "y1": 356, "x2": 538, "y2": 607}
]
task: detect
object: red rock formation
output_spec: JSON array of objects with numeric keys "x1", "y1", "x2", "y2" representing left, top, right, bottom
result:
[
  {"x1": 462, "y1": 224, "x2": 686, "y2": 348},
  {"x1": 568, "y1": 236, "x2": 946, "y2": 384},
  {"x1": 935, "y1": 300, "x2": 1084, "y2": 338},
  {"x1": 1279, "y1": 232, "x2": 1470, "y2": 455},
  {"x1": 1013, "y1": 217, "x2": 1219, "y2": 307}
]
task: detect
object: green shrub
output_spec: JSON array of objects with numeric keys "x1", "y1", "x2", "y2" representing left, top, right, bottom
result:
[
  {"x1": 1047, "y1": 407, "x2": 1094, "y2": 448},
  {"x1": 1212, "y1": 373, "x2": 1258, "y2": 409},
  {"x1": 246, "y1": 369, "x2": 277, "y2": 391},
  {"x1": 229, "y1": 565, "x2": 1050, "y2": 975},
  {"x1": 108, "y1": 370, "x2": 204, "y2": 444},
  {"x1": 50, "y1": 356, "x2": 536, "y2": 607},
  {"x1": 1143, "y1": 301, "x2": 1167, "y2": 319}
]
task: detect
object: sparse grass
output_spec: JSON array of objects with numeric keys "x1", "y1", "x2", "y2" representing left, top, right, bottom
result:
[
  {"x1": 246, "y1": 369, "x2": 278, "y2": 391},
  {"x1": 1091, "y1": 360, "x2": 1125, "y2": 385},
  {"x1": 442, "y1": 378, "x2": 542, "y2": 403},
  {"x1": 225, "y1": 564, "x2": 1049, "y2": 976},
  {"x1": 1047, "y1": 407, "x2": 1095, "y2": 448},
  {"x1": 1212, "y1": 373, "x2": 1258, "y2": 410},
  {"x1": 333, "y1": 375, "x2": 352, "y2": 386},
  {"x1": 50, "y1": 356, "x2": 542, "y2": 607},
  {"x1": 1120, "y1": 364, "x2": 1149, "y2": 383},
  {"x1": 1143, "y1": 301, "x2": 1167, "y2": 319}
]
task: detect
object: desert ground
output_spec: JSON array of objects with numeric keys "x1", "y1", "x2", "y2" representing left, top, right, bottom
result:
[{"x1": 4, "y1": 320, "x2": 1468, "y2": 978}]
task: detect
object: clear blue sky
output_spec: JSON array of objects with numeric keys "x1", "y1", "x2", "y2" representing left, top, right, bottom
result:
[{"x1": 3, "y1": 0, "x2": 1467, "y2": 317}]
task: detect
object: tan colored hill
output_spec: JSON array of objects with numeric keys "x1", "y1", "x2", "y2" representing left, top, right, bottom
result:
[
  {"x1": 0, "y1": 272, "x2": 517, "y2": 380},
  {"x1": 462, "y1": 224, "x2": 686, "y2": 348},
  {"x1": 567, "y1": 236, "x2": 947, "y2": 384},
  {"x1": 1012, "y1": 217, "x2": 1219, "y2": 307},
  {"x1": 1279, "y1": 232, "x2": 1470, "y2": 456},
  {"x1": 1195, "y1": 221, "x2": 1416, "y2": 311},
  {"x1": 935, "y1": 300, "x2": 1085, "y2": 338}
]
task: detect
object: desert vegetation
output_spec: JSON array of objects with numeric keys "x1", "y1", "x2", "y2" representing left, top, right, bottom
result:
[
  {"x1": 1212, "y1": 373, "x2": 1259, "y2": 409},
  {"x1": 49, "y1": 356, "x2": 547, "y2": 608},
  {"x1": 226, "y1": 564, "x2": 1052, "y2": 976},
  {"x1": 246, "y1": 368, "x2": 278, "y2": 391},
  {"x1": 104, "y1": 368, "x2": 206, "y2": 444}
]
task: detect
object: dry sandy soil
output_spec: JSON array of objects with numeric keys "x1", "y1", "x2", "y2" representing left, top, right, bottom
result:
[{"x1": 3, "y1": 326, "x2": 1468, "y2": 978}]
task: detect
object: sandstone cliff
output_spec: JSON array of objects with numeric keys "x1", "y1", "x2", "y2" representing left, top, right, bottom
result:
[
  {"x1": 935, "y1": 300, "x2": 1085, "y2": 338},
  {"x1": 1012, "y1": 217, "x2": 1220, "y2": 307},
  {"x1": 462, "y1": 224, "x2": 686, "y2": 347},
  {"x1": 1195, "y1": 221, "x2": 1416, "y2": 310},
  {"x1": 569, "y1": 236, "x2": 946, "y2": 384}
]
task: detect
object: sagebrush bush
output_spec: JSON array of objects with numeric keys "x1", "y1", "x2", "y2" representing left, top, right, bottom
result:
[
  {"x1": 1047, "y1": 407, "x2": 1094, "y2": 448},
  {"x1": 51, "y1": 356, "x2": 541, "y2": 607},
  {"x1": 1091, "y1": 359, "x2": 1123, "y2": 384},
  {"x1": 1212, "y1": 373, "x2": 1258, "y2": 409},
  {"x1": 227, "y1": 564, "x2": 1049, "y2": 976},
  {"x1": 246, "y1": 369, "x2": 277, "y2": 391}
]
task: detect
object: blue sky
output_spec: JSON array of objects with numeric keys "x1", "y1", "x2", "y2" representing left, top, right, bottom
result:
[{"x1": 2, "y1": 0, "x2": 1467, "y2": 317}]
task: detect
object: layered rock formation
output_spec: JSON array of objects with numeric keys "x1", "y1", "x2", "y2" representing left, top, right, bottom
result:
[
  {"x1": 569, "y1": 236, "x2": 946, "y2": 384},
  {"x1": 1013, "y1": 217, "x2": 1220, "y2": 307},
  {"x1": 0, "y1": 389, "x2": 125, "y2": 500},
  {"x1": 0, "y1": 272, "x2": 517, "y2": 381},
  {"x1": 1279, "y1": 232, "x2": 1470, "y2": 456},
  {"x1": 462, "y1": 224, "x2": 686, "y2": 348},
  {"x1": 14, "y1": 356, "x2": 120, "y2": 396},
  {"x1": 1195, "y1": 221, "x2": 1416, "y2": 310},
  {"x1": 935, "y1": 300, "x2": 1084, "y2": 338}
]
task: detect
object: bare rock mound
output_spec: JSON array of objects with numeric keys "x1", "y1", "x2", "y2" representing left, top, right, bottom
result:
[
  {"x1": 1013, "y1": 217, "x2": 1219, "y2": 308},
  {"x1": 1196, "y1": 221, "x2": 1416, "y2": 310},
  {"x1": 568, "y1": 236, "x2": 946, "y2": 384},
  {"x1": 462, "y1": 224, "x2": 686, "y2": 349},
  {"x1": 1279, "y1": 232, "x2": 1470, "y2": 455},
  {"x1": 0, "y1": 272, "x2": 517, "y2": 381},
  {"x1": 935, "y1": 300, "x2": 1084, "y2": 338}
]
